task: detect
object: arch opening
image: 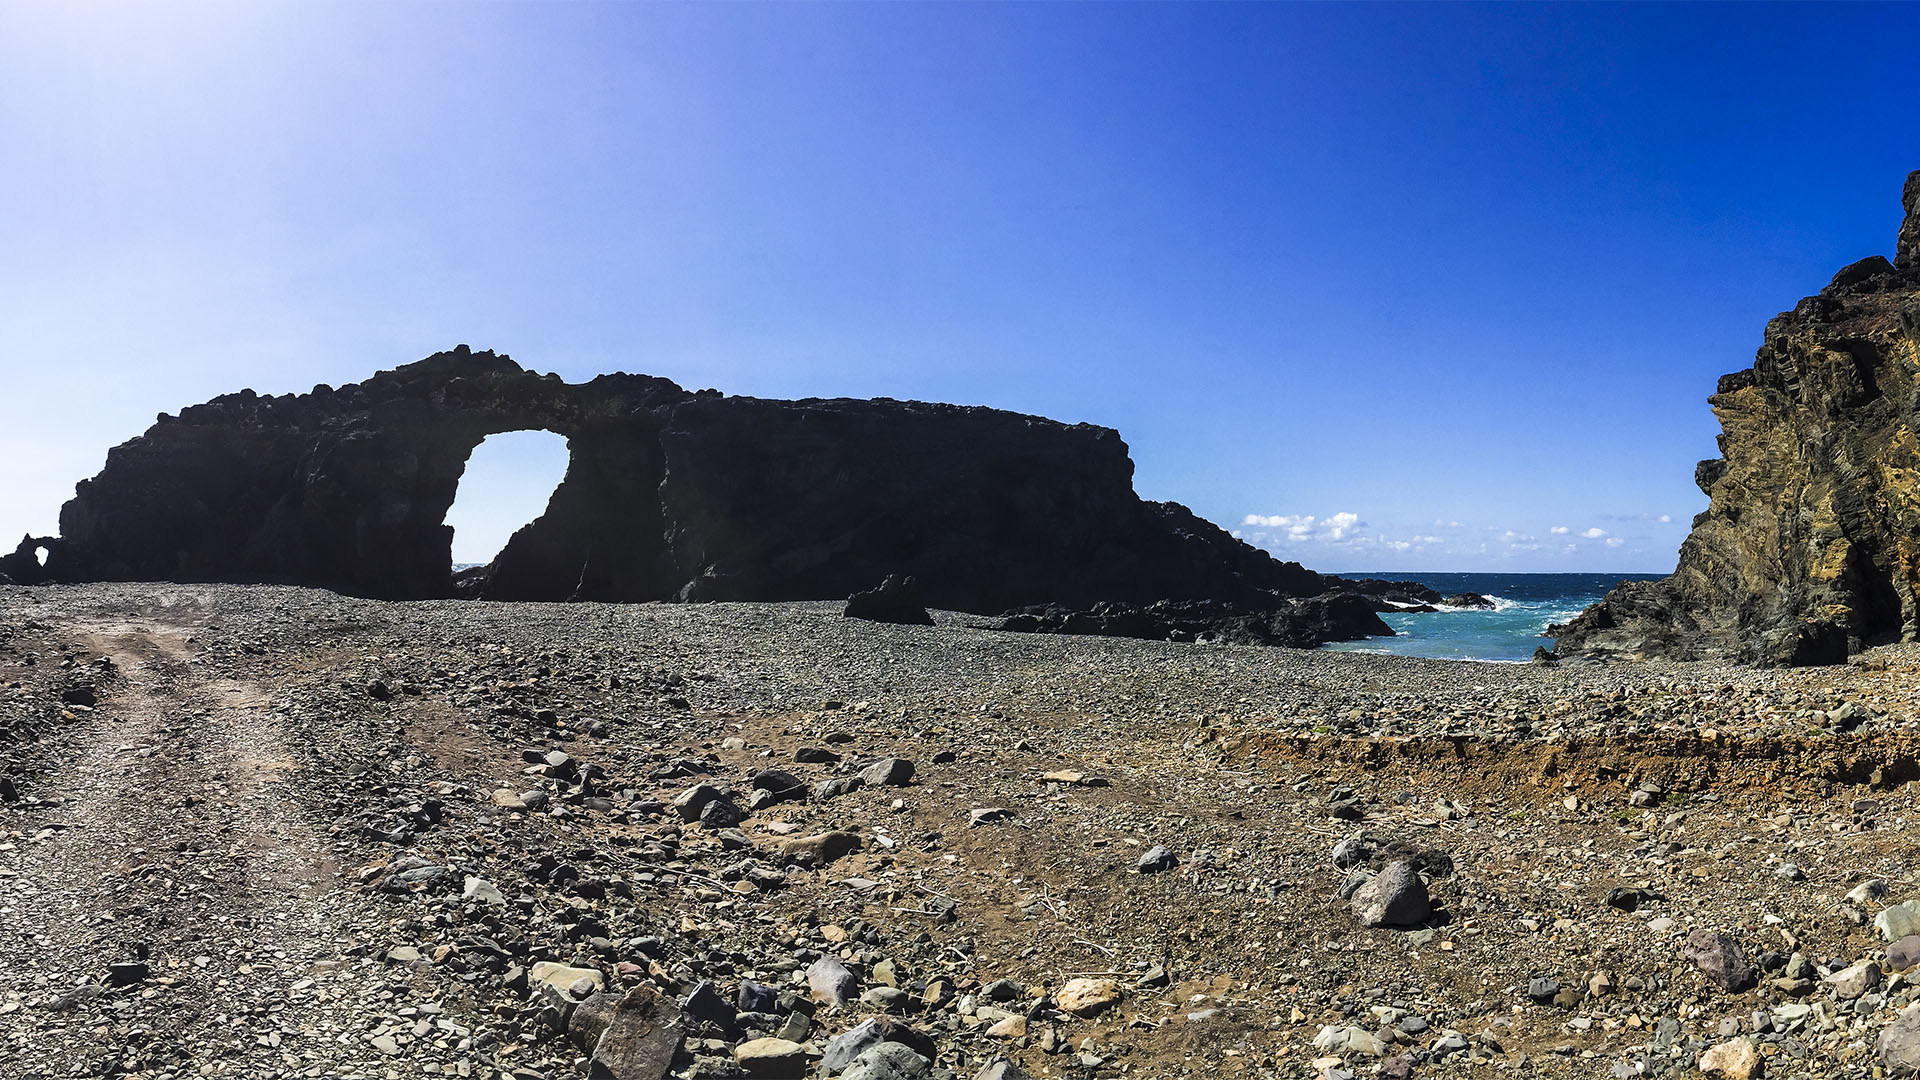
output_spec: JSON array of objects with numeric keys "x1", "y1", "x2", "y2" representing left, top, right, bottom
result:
[
  {"x1": 33, "y1": 546, "x2": 47, "y2": 567},
  {"x1": 445, "y1": 430, "x2": 571, "y2": 573}
]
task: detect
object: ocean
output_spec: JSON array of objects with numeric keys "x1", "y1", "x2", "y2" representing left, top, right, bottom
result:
[{"x1": 1320, "y1": 571, "x2": 1666, "y2": 662}]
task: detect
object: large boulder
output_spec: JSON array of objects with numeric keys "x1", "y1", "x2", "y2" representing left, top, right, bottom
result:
[{"x1": 1351, "y1": 861, "x2": 1432, "y2": 928}]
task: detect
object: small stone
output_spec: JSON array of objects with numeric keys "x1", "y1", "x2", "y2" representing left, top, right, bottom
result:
[
  {"x1": 1698, "y1": 1036, "x2": 1763, "y2": 1079},
  {"x1": 1848, "y1": 879, "x2": 1889, "y2": 905},
  {"x1": 672, "y1": 783, "x2": 726, "y2": 822},
  {"x1": 841, "y1": 1042, "x2": 931, "y2": 1080},
  {"x1": 683, "y1": 980, "x2": 737, "y2": 1030},
  {"x1": 735, "y1": 1037, "x2": 815, "y2": 1076},
  {"x1": 809, "y1": 956, "x2": 860, "y2": 1006},
  {"x1": 1351, "y1": 861, "x2": 1431, "y2": 928},
  {"x1": 737, "y1": 981, "x2": 779, "y2": 1014},
  {"x1": 814, "y1": 776, "x2": 864, "y2": 801},
  {"x1": 1331, "y1": 833, "x2": 1372, "y2": 869},
  {"x1": 1828, "y1": 960, "x2": 1883, "y2": 1000},
  {"x1": 105, "y1": 961, "x2": 149, "y2": 987},
  {"x1": 822, "y1": 1018, "x2": 888, "y2": 1072},
  {"x1": 1136, "y1": 845, "x2": 1177, "y2": 873},
  {"x1": 529, "y1": 961, "x2": 604, "y2": 997},
  {"x1": 777, "y1": 831, "x2": 863, "y2": 866},
  {"x1": 1877, "y1": 899, "x2": 1920, "y2": 942},
  {"x1": 462, "y1": 876, "x2": 506, "y2": 905},
  {"x1": 986, "y1": 1015, "x2": 1026, "y2": 1037},
  {"x1": 568, "y1": 986, "x2": 686, "y2": 1078},
  {"x1": 1881, "y1": 1004, "x2": 1920, "y2": 1070},
  {"x1": 1055, "y1": 978, "x2": 1120, "y2": 1017},
  {"x1": 517, "y1": 789, "x2": 549, "y2": 812},
  {"x1": 1312, "y1": 1024, "x2": 1388, "y2": 1056},
  {"x1": 751, "y1": 769, "x2": 809, "y2": 802},
  {"x1": 1683, "y1": 930, "x2": 1757, "y2": 992},
  {"x1": 861, "y1": 986, "x2": 911, "y2": 1013},
  {"x1": 970, "y1": 1059, "x2": 1032, "y2": 1080},
  {"x1": 820, "y1": 1018, "x2": 937, "y2": 1072},
  {"x1": 1525, "y1": 977, "x2": 1559, "y2": 1004},
  {"x1": 1889, "y1": 935, "x2": 1920, "y2": 971},
  {"x1": 697, "y1": 796, "x2": 743, "y2": 830},
  {"x1": 386, "y1": 946, "x2": 422, "y2": 964},
  {"x1": 1605, "y1": 886, "x2": 1664, "y2": 911},
  {"x1": 969, "y1": 807, "x2": 1013, "y2": 826},
  {"x1": 1774, "y1": 863, "x2": 1806, "y2": 882},
  {"x1": 858, "y1": 757, "x2": 915, "y2": 787}
]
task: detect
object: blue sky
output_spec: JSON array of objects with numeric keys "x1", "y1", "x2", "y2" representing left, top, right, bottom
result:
[{"x1": 4, "y1": 3, "x2": 1917, "y2": 573}]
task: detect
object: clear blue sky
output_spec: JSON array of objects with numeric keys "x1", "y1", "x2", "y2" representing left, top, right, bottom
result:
[{"x1": 4, "y1": 3, "x2": 1917, "y2": 573}]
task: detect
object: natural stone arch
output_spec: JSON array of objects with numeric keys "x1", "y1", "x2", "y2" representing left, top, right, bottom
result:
[
  {"x1": 444, "y1": 429, "x2": 571, "y2": 579},
  {"x1": 36, "y1": 346, "x2": 1330, "y2": 611}
]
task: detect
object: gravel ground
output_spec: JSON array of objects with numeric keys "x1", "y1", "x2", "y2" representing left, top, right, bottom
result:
[{"x1": 4, "y1": 584, "x2": 1920, "y2": 1080}]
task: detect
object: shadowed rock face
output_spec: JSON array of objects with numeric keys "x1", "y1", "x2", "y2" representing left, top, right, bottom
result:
[
  {"x1": 1556, "y1": 170, "x2": 1920, "y2": 666},
  {"x1": 32, "y1": 347, "x2": 1334, "y2": 617}
]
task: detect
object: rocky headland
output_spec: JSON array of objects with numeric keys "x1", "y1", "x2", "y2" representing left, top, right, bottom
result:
[{"x1": 1557, "y1": 170, "x2": 1920, "y2": 667}]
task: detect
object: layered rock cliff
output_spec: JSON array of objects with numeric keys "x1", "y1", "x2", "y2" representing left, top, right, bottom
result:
[
  {"x1": 25, "y1": 349, "x2": 1375, "y2": 637},
  {"x1": 1556, "y1": 170, "x2": 1920, "y2": 665}
]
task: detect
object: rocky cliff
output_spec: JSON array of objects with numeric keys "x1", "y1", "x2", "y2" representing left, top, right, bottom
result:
[
  {"x1": 1556, "y1": 170, "x2": 1920, "y2": 665},
  {"x1": 24, "y1": 349, "x2": 1372, "y2": 634}
]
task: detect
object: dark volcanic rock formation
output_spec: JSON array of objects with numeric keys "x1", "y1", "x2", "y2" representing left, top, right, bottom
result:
[
  {"x1": 33, "y1": 348, "x2": 1381, "y2": 644},
  {"x1": 0, "y1": 537, "x2": 53, "y2": 586},
  {"x1": 1557, "y1": 170, "x2": 1920, "y2": 665},
  {"x1": 998, "y1": 595, "x2": 1394, "y2": 647},
  {"x1": 843, "y1": 575, "x2": 934, "y2": 626}
]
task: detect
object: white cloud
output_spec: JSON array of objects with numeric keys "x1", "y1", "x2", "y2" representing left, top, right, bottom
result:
[
  {"x1": 1604, "y1": 537, "x2": 1624, "y2": 548},
  {"x1": 1658, "y1": 514, "x2": 1672, "y2": 523},
  {"x1": 1241, "y1": 512, "x2": 1364, "y2": 543},
  {"x1": 1500, "y1": 530, "x2": 1535, "y2": 542},
  {"x1": 1581, "y1": 527, "x2": 1608, "y2": 539},
  {"x1": 1550, "y1": 525, "x2": 1569, "y2": 535}
]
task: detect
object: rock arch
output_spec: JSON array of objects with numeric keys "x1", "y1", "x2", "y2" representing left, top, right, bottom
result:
[{"x1": 33, "y1": 346, "x2": 1331, "y2": 612}]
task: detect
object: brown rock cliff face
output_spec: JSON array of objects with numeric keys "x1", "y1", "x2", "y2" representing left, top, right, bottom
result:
[
  {"x1": 1557, "y1": 170, "x2": 1920, "y2": 665},
  {"x1": 24, "y1": 348, "x2": 1332, "y2": 615}
]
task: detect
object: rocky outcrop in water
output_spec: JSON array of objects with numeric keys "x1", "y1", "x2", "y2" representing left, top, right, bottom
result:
[
  {"x1": 1556, "y1": 170, "x2": 1920, "y2": 665},
  {"x1": 30, "y1": 348, "x2": 1392, "y2": 644}
]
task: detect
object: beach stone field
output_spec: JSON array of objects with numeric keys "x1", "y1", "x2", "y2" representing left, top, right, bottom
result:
[{"x1": 6, "y1": 586, "x2": 1920, "y2": 1080}]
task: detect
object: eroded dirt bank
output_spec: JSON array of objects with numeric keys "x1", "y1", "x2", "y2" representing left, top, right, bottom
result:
[{"x1": 4, "y1": 584, "x2": 1920, "y2": 1080}]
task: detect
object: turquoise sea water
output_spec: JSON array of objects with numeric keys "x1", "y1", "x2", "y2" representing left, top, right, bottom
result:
[{"x1": 1321, "y1": 572, "x2": 1666, "y2": 662}]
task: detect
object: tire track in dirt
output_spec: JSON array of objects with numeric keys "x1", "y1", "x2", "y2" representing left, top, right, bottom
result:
[{"x1": 0, "y1": 611, "x2": 398, "y2": 1078}]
